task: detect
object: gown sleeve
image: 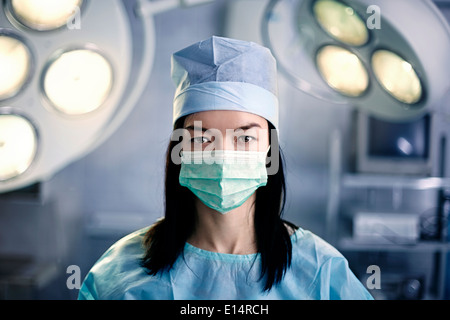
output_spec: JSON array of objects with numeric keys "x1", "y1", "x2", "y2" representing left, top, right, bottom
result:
[
  {"x1": 77, "y1": 272, "x2": 97, "y2": 300},
  {"x1": 291, "y1": 228, "x2": 374, "y2": 300},
  {"x1": 315, "y1": 255, "x2": 373, "y2": 300}
]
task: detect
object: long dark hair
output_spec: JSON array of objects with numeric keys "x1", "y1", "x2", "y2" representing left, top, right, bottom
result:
[{"x1": 141, "y1": 118, "x2": 295, "y2": 292}]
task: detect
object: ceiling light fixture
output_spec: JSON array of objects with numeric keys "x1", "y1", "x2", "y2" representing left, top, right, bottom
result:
[
  {"x1": 0, "y1": 0, "x2": 215, "y2": 194},
  {"x1": 0, "y1": 0, "x2": 151, "y2": 193},
  {"x1": 262, "y1": 0, "x2": 450, "y2": 121}
]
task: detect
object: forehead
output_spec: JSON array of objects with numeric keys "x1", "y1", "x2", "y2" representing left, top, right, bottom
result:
[{"x1": 184, "y1": 110, "x2": 268, "y2": 129}]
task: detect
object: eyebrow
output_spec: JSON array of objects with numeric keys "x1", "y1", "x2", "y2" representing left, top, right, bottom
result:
[{"x1": 185, "y1": 123, "x2": 262, "y2": 131}]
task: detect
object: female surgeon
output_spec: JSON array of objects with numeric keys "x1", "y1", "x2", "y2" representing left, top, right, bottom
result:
[{"x1": 78, "y1": 36, "x2": 373, "y2": 300}]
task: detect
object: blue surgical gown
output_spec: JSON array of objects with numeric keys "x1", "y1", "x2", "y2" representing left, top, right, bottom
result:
[{"x1": 78, "y1": 226, "x2": 373, "y2": 300}]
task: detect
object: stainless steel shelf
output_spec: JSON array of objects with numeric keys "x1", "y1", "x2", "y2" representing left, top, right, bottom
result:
[
  {"x1": 338, "y1": 237, "x2": 450, "y2": 252},
  {"x1": 342, "y1": 174, "x2": 450, "y2": 190}
]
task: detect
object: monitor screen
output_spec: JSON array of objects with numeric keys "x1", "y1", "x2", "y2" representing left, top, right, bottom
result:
[{"x1": 368, "y1": 115, "x2": 430, "y2": 159}]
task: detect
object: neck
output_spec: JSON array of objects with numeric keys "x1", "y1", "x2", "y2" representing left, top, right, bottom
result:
[{"x1": 187, "y1": 194, "x2": 257, "y2": 255}]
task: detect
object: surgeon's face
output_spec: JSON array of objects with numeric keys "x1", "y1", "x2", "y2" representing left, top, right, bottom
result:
[{"x1": 182, "y1": 110, "x2": 270, "y2": 152}]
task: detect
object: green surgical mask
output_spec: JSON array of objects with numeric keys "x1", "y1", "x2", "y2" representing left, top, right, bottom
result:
[{"x1": 179, "y1": 149, "x2": 268, "y2": 214}]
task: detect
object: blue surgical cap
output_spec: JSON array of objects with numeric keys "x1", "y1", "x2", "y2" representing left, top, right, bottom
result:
[{"x1": 171, "y1": 36, "x2": 279, "y2": 129}]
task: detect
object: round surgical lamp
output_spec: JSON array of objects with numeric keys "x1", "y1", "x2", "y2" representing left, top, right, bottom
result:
[
  {"x1": 262, "y1": 0, "x2": 450, "y2": 121},
  {"x1": 42, "y1": 48, "x2": 114, "y2": 115},
  {"x1": 313, "y1": 0, "x2": 369, "y2": 46},
  {"x1": 316, "y1": 45, "x2": 369, "y2": 97},
  {"x1": 8, "y1": 0, "x2": 83, "y2": 31},
  {"x1": 0, "y1": 0, "x2": 155, "y2": 193},
  {"x1": 0, "y1": 33, "x2": 32, "y2": 100},
  {"x1": 371, "y1": 50, "x2": 422, "y2": 105},
  {"x1": 0, "y1": 112, "x2": 38, "y2": 181}
]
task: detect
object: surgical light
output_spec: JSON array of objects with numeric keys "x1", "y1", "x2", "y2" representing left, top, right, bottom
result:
[
  {"x1": 9, "y1": 0, "x2": 82, "y2": 31},
  {"x1": 0, "y1": 34, "x2": 31, "y2": 100},
  {"x1": 43, "y1": 49, "x2": 113, "y2": 115},
  {"x1": 0, "y1": 0, "x2": 143, "y2": 193},
  {"x1": 313, "y1": 0, "x2": 368, "y2": 46},
  {"x1": 262, "y1": 0, "x2": 450, "y2": 121},
  {"x1": 372, "y1": 50, "x2": 422, "y2": 105},
  {"x1": 0, "y1": 114, "x2": 37, "y2": 181},
  {"x1": 316, "y1": 45, "x2": 369, "y2": 97}
]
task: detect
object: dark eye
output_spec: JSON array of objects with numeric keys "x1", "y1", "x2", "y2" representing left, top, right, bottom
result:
[
  {"x1": 237, "y1": 135, "x2": 255, "y2": 143},
  {"x1": 191, "y1": 136, "x2": 210, "y2": 144}
]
